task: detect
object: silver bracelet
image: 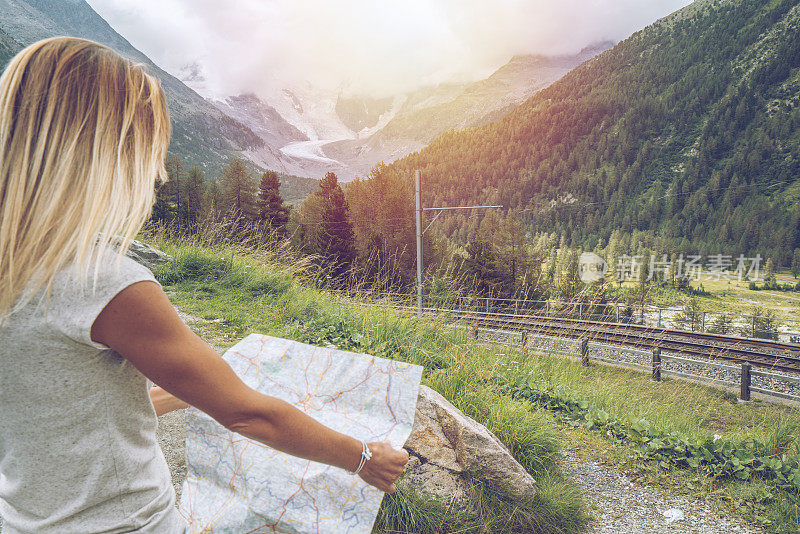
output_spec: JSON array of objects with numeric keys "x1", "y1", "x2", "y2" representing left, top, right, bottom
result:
[{"x1": 350, "y1": 440, "x2": 372, "y2": 476}]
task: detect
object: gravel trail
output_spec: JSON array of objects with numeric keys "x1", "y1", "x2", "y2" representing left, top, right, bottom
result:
[
  {"x1": 560, "y1": 451, "x2": 759, "y2": 533},
  {"x1": 157, "y1": 409, "x2": 188, "y2": 503}
]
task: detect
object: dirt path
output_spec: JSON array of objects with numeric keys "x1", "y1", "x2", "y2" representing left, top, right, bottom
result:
[{"x1": 157, "y1": 409, "x2": 188, "y2": 502}]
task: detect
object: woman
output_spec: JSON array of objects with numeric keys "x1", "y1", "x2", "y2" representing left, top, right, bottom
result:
[{"x1": 0, "y1": 37, "x2": 408, "y2": 533}]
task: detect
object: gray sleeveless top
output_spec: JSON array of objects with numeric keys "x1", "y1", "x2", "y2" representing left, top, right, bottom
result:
[{"x1": 0, "y1": 251, "x2": 186, "y2": 533}]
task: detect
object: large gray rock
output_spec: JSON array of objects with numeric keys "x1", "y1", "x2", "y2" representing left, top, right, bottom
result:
[
  {"x1": 152, "y1": 382, "x2": 537, "y2": 517},
  {"x1": 402, "y1": 385, "x2": 537, "y2": 504},
  {"x1": 124, "y1": 240, "x2": 172, "y2": 273}
]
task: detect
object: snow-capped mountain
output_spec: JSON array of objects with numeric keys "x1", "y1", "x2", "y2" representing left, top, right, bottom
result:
[
  {"x1": 0, "y1": 0, "x2": 610, "y2": 183},
  {"x1": 211, "y1": 42, "x2": 611, "y2": 180},
  {"x1": 0, "y1": 0, "x2": 274, "y2": 178}
]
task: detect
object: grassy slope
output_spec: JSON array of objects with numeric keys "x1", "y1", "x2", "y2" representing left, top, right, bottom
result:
[
  {"x1": 613, "y1": 276, "x2": 800, "y2": 320},
  {"x1": 146, "y1": 234, "x2": 800, "y2": 532},
  {"x1": 148, "y1": 237, "x2": 588, "y2": 533}
]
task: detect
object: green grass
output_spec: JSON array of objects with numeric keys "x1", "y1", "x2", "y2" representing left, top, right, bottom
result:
[
  {"x1": 147, "y1": 236, "x2": 590, "y2": 533},
  {"x1": 500, "y1": 352, "x2": 800, "y2": 444},
  {"x1": 376, "y1": 475, "x2": 585, "y2": 534},
  {"x1": 613, "y1": 275, "x2": 800, "y2": 326},
  {"x1": 497, "y1": 349, "x2": 800, "y2": 532},
  {"x1": 146, "y1": 232, "x2": 800, "y2": 532}
]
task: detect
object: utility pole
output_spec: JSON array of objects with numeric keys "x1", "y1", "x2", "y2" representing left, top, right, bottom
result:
[
  {"x1": 415, "y1": 170, "x2": 423, "y2": 316},
  {"x1": 414, "y1": 169, "x2": 502, "y2": 316}
]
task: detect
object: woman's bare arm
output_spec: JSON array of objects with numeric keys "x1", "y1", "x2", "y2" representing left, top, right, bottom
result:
[
  {"x1": 91, "y1": 280, "x2": 408, "y2": 493},
  {"x1": 150, "y1": 386, "x2": 189, "y2": 416}
]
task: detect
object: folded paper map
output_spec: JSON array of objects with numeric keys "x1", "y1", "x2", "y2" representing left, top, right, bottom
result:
[{"x1": 178, "y1": 334, "x2": 423, "y2": 533}]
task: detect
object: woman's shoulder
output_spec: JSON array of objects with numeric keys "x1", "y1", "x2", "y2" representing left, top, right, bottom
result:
[
  {"x1": 43, "y1": 248, "x2": 160, "y2": 348},
  {"x1": 58, "y1": 247, "x2": 156, "y2": 287}
]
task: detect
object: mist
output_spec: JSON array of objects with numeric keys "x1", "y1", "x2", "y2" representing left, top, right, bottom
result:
[{"x1": 86, "y1": 0, "x2": 693, "y2": 98}]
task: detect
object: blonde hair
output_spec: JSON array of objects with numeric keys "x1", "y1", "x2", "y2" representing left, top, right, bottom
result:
[{"x1": 0, "y1": 37, "x2": 170, "y2": 320}]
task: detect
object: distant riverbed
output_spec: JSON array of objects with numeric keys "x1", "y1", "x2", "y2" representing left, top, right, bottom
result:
[{"x1": 279, "y1": 139, "x2": 341, "y2": 165}]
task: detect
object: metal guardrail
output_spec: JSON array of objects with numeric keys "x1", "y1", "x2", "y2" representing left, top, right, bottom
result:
[
  {"x1": 662, "y1": 353, "x2": 740, "y2": 373},
  {"x1": 332, "y1": 291, "x2": 800, "y2": 404},
  {"x1": 475, "y1": 322, "x2": 800, "y2": 405}
]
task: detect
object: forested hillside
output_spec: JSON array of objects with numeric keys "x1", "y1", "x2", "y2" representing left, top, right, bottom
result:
[
  {"x1": 391, "y1": 0, "x2": 800, "y2": 265},
  {"x1": 0, "y1": 0, "x2": 268, "y2": 177},
  {"x1": 0, "y1": 26, "x2": 18, "y2": 67}
]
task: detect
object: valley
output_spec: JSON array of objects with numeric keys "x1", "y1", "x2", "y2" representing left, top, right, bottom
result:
[
  {"x1": 3, "y1": 0, "x2": 800, "y2": 532},
  {"x1": 203, "y1": 43, "x2": 611, "y2": 180}
]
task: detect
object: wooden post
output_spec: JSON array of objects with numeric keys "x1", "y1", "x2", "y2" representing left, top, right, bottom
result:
[
  {"x1": 652, "y1": 347, "x2": 661, "y2": 382},
  {"x1": 657, "y1": 309, "x2": 662, "y2": 329},
  {"x1": 616, "y1": 304, "x2": 620, "y2": 324},
  {"x1": 740, "y1": 362, "x2": 751, "y2": 402},
  {"x1": 521, "y1": 329, "x2": 528, "y2": 348},
  {"x1": 751, "y1": 316, "x2": 756, "y2": 338},
  {"x1": 701, "y1": 311, "x2": 706, "y2": 333},
  {"x1": 580, "y1": 338, "x2": 589, "y2": 366}
]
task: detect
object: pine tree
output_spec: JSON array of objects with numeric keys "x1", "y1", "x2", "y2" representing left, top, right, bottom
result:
[
  {"x1": 344, "y1": 163, "x2": 418, "y2": 284},
  {"x1": 152, "y1": 155, "x2": 185, "y2": 223},
  {"x1": 219, "y1": 158, "x2": 257, "y2": 218},
  {"x1": 463, "y1": 240, "x2": 504, "y2": 297},
  {"x1": 496, "y1": 215, "x2": 528, "y2": 297},
  {"x1": 316, "y1": 172, "x2": 356, "y2": 281},
  {"x1": 764, "y1": 258, "x2": 776, "y2": 283},
  {"x1": 184, "y1": 166, "x2": 205, "y2": 224},
  {"x1": 205, "y1": 179, "x2": 224, "y2": 216},
  {"x1": 151, "y1": 180, "x2": 171, "y2": 222},
  {"x1": 544, "y1": 247, "x2": 557, "y2": 286},
  {"x1": 258, "y1": 171, "x2": 290, "y2": 236},
  {"x1": 166, "y1": 155, "x2": 185, "y2": 221},
  {"x1": 561, "y1": 247, "x2": 582, "y2": 300},
  {"x1": 791, "y1": 249, "x2": 800, "y2": 279}
]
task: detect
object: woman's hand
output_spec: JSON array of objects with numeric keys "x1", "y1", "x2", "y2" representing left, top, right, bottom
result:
[{"x1": 358, "y1": 442, "x2": 410, "y2": 494}]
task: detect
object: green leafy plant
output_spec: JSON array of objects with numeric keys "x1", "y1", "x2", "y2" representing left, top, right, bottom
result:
[{"x1": 499, "y1": 370, "x2": 800, "y2": 493}]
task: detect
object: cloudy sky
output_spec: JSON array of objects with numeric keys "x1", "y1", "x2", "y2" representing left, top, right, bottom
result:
[{"x1": 86, "y1": 0, "x2": 693, "y2": 98}]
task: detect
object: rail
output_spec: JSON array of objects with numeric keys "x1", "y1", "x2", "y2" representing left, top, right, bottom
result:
[
  {"x1": 328, "y1": 290, "x2": 800, "y2": 344},
  {"x1": 331, "y1": 291, "x2": 800, "y2": 405},
  {"x1": 477, "y1": 323, "x2": 800, "y2": 405},
  {"x1": 395, "y1": 304, "x2": 800, "y2": 372}
]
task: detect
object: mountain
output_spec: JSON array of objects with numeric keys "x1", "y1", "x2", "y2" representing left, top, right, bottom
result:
[
  {"x1": 0, "y1": 25, "x2": 19, "y2": 67},
  {"x1": 0, "y1": 0, "x2": 270, "y2": 177},
  {"x1": 335, "y1": 95, "x2": 395, "y2": 134},
  {"x1": 388, "y1": 0, "x2": 800, "y2": 265},
  {"x1": 216, "y1": 44, "x2": 610, "y2": 180},
  {"x1": 214, "y1": 94, "x2": 308, "y2": 149},
  {"x1": 324, "y1": 44, "x2": 612, "y2": 178}
]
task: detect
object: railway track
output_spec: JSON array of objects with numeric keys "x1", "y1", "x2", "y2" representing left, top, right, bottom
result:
[{"x1": 395, "y1": 306, "x2": 800, "y2": 373}]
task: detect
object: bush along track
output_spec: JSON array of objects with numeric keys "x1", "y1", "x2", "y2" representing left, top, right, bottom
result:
[{"x1": 499, "y1": 369, "x2": 800, "y2": 530}]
